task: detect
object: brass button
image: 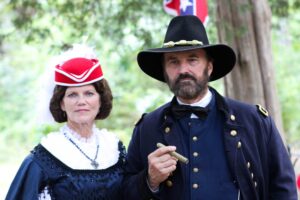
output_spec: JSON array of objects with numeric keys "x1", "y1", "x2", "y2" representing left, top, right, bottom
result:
[
  {"x1": 166, "y1": 180, "x2": 173, "y2": 187},
  {"x1": 188, "y1": 122, "x2": 192, "y2": 126},
  {"x1": 192, "y1": 183, "x2": 199, "y2": 189},
  {"x1": 237, "y1": 141, "x2": 242, "y2": 148},
  {"x1": 193, "y1": 168, "x2": 199, "y2": 173},
  {"x1": 230, "y1": 114, "x2": 236, "y2": 121},
  {"x1": 247, "y1": 162, "x2": 251, "y2": 168},
  {"x1": 230, "y1": 130, "x2": 237, "y2": 136},
  {"x1": 251, "y1": 173, "x2": 254, "y2": 179},
  {"x1": 193, "y1": 152, "x2": 199, "y2": 157},
  {"x1": 165, "y1": 127, "x2": 170, "y2": 133},
  {"x1": 192, "y1": 136, "x2": 198, "y2": 141}
]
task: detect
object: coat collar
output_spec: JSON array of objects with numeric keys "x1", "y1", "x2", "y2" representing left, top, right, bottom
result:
[{"x1": 162, "y1": 87, "x2": 232, "y2": 122}]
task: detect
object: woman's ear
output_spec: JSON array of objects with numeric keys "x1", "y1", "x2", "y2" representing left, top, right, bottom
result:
[{"x1": 60, "y1": 101, "x2": 65, "y2": 111}]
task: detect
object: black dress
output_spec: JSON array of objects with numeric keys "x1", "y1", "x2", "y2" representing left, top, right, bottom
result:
[{"x1": 5, "y1": 142, "x2": 125, "y2": 200}]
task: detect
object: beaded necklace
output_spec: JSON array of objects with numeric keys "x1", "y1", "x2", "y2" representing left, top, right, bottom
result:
[{"x1": 63, "y1": 129, "x2": 99, "y2": 169}]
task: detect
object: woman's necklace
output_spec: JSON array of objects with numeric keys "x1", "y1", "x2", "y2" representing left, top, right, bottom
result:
[{"x1": 63, "y1": 131, "x2": 99, "y2": 169}]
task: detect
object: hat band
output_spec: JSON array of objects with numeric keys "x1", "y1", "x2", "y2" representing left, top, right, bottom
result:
[
  {"x1": 163, "y1": 40, "x2": 203, "y2": 48},
  {"x1": 55, "y1": 62, "x2": 101, "y2": 83}
]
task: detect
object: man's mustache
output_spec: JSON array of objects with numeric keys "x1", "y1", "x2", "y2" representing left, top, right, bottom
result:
[{"x1": 175, "y1": 73, "x2": 197, "y2": 84}]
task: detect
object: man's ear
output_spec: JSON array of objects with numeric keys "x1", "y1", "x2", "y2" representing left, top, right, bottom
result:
[{"x1": 208, "y1": 61, "x2": 213, "y2": 76}]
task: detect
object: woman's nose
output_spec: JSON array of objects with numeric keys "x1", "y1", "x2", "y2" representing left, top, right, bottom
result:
[{"x1": 77, "y1": 95, "x2": 87, "y2": 104}]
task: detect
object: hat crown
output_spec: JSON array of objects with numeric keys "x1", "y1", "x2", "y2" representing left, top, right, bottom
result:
[
  {"x1": 163, "y1": 15, "x2": 209, "y2": 45},
  {"x1": 58, "y1": 58, "x2": 97, "y2": 74},
  {"x1": 55, "y1": 57, "x2": 103, "y2": 86}
]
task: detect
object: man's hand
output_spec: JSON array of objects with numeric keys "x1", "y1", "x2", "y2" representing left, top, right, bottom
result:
[{"x1": 147, "y1": 146, "x2": 178, "y2": 190}]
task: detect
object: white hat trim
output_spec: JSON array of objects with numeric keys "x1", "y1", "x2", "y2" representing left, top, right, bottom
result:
[{"x1": 55, "y1": 76, "x2": 104, "y2": 87}]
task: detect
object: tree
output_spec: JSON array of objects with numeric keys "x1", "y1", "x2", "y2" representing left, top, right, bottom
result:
[
  {"x1": 1, "y1": 0, "x2": 299, "y2": 145},
  {"x1": 215, "y1": 0, "x2": 285, "y2": 141},
  {"x1": 0, "y1": 0, "x2": 173, "y2": 146}
]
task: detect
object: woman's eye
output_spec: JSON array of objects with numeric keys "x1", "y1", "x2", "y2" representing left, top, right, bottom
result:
[
  {"x1": 67, "y1": 93, "x2": 77, "y2": 98},
  {"x1": 86, "y1": 92, "x2": 94, "y2": 96}
]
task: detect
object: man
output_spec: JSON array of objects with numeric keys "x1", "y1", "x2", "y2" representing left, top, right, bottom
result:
[{"x1": 123, "y1": 15, "x2": 297, "y2": 200}]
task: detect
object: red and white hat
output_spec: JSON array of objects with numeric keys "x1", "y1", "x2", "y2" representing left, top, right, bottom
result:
[{"x1": 55, "y1": 57, "x2": 103, "y2": 86}]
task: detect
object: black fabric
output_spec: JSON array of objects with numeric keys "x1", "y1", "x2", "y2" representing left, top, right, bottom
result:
[
  {"x1": 6, "y1": 143, "x2": 126, "y2": 200},
  {"x1": 171, "y1": 104, "x2": 209, "y2": 119}
]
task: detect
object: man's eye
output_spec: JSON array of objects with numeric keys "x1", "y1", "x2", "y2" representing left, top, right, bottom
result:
[
  {"x1": 169, "y1": 60, "x2": 178, "y2": 64},
  {"x1": 189, "y1": 58, "x2": 198, "y2": 64}
]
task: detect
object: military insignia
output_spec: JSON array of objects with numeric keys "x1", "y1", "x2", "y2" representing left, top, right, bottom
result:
[
  {"x1": 256, "y1": 104, "x2": 268, "y2": 117},
  {"x1": 134, "y1": 113, "x2": 147, "y2": 126}
]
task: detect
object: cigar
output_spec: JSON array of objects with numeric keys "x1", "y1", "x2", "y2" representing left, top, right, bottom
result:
[{"x1": 156, "y1": 143, "x2": 189, "y2": 164}]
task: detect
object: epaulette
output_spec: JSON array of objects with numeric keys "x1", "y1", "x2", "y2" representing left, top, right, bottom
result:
[
  {"x1": 134, "y1": 113, "x2": 147, "y2": 126},
  {"x1": 256, "y1": 104, "x2": 268, "y2": 117}
]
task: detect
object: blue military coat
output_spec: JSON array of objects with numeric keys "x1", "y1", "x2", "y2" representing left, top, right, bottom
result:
[{"x1": 123, "y1": 88, "x2": 297, "y2": 200}]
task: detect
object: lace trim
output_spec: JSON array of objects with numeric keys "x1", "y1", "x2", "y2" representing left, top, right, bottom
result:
[
  {"x1": 38, "y1": 186, "x2": 51, "y2": 200},
  {"x1": 61, "y1": 124, "x2": 98, "y2": 143}
]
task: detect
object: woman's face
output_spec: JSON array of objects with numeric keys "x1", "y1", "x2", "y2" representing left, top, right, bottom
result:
[{"x1": 60, "y1": 84, "x2": 100, "y2": 125}]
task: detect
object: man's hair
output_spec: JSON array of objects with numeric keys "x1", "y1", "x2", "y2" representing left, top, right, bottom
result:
[{"x1": 49, "y1": 79, "x2": 113, "y2": 123}]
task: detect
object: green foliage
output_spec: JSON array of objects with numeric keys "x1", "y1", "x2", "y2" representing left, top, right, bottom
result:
[
  {"x1": 272, "y1": 11, "x2": 300, "y2": 143},
  {"x1": 269, "y1": 0, "x2": 289, "y2": 17},
  {"x1": 0, "y1": 0, "x2": 299, "y2": 157},
  {"x1": 4, "y1": 0, "x2": 171, "y2": 49},
  {"x1": 0, "y1": 1, "x2": 299, "y2": 199}
]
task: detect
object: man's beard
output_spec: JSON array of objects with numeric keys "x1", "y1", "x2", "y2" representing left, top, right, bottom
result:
[{"x1": 166, "y1": 67, "x2": 210, "y2": 100}]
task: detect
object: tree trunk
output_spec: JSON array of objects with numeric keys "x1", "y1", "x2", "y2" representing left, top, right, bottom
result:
[{"x1": 215, "y1": 0, "x2": 286, "y2": 142}]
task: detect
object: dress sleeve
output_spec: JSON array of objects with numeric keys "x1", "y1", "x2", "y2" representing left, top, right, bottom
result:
[{"x1": 5, "y1": 154, "x2": 47, "y2": 200}]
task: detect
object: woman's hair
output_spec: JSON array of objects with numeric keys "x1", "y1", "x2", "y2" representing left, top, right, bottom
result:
[{"x1": 49, "y1": 79, "x2": 113, "y2": 123}]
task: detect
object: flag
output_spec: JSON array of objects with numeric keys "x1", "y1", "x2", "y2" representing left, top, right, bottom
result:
[{"x1": 163, "y1": 0, "x2": 209, "y2": 25}]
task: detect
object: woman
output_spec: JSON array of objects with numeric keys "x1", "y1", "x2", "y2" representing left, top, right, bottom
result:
[{"x1": 6, "y1": 44, "x2": 125, "y2": 199}]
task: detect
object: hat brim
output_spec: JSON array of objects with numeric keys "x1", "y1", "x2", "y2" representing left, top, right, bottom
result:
[{"x1": 137, "y1": 44, "x2": 236, "y2": 82}]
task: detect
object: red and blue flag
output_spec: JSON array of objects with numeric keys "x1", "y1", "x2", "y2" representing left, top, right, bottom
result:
[{"x1": 163, "y1": 0, "x2": 209, "y2": 25}]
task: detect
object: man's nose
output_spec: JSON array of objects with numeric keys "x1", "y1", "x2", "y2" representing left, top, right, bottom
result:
[{"x1": 179, "y1": 61, "x2": 190, "y2": 73}]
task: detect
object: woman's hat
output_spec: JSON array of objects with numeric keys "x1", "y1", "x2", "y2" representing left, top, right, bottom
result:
[
  {"x1": 54, "y1": 44, "x2": 104, "y2": 86},
  {"x1": 55, "y1": 58, "x2": 103, "y2": 86},
  {"x1": 137, "y1": 15, "x2": 236, "y2": 82}
]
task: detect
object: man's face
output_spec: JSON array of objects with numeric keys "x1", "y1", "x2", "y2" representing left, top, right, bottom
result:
[{"x1": 164, "y1": 49, "x2": 213, "y2": 103}]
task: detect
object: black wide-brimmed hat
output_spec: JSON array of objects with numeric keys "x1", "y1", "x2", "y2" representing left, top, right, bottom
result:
[{"x1": 137, "y1": 15, "x2": 236, "y2": 82}]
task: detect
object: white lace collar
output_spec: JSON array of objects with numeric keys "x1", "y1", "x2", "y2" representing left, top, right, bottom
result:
[
  {"x1": 61, "y1": 124, "x2": 98, "y2": 143},
  {"x1": 41, "y1": 126, "x2": 120, "y2": 170}
]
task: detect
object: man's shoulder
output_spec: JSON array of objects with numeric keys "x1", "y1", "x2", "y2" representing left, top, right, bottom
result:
[
  {"x1": 135, "y1": 102, "x2": 171, "y2": 126},
  {"x1": 224, "y1": 97, "x2": 269, "y2": 118}
]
